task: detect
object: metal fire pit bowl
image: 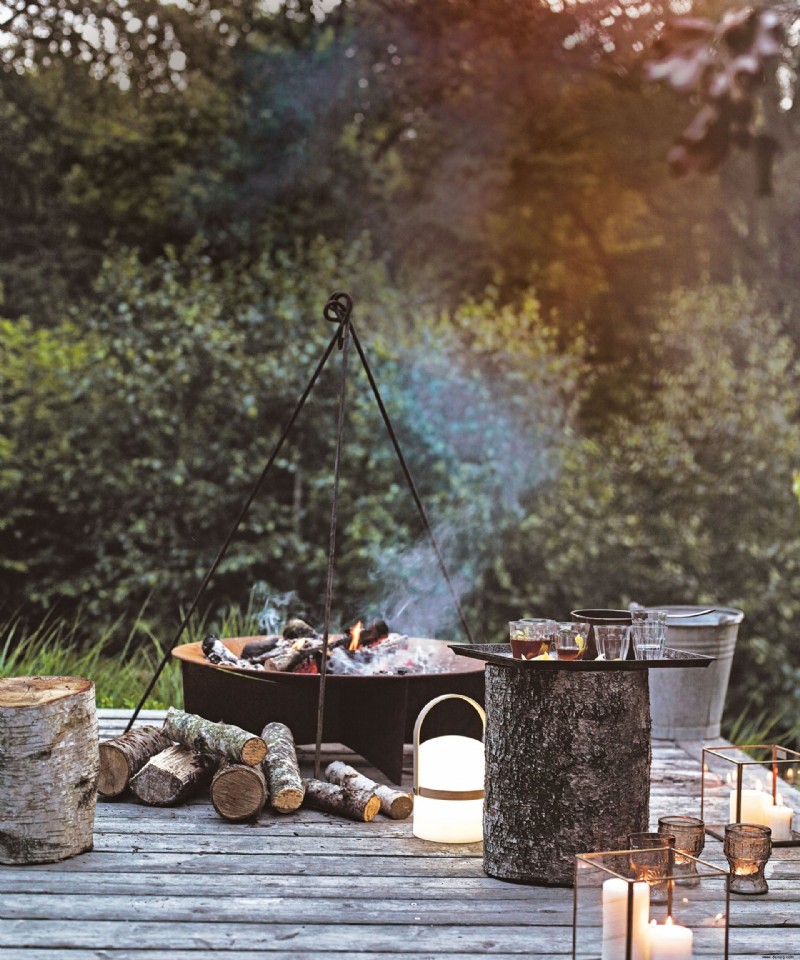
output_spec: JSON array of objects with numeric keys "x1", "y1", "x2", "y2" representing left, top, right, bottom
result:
[{"x1": 172, "y1": 637, "x2": 485, "y2": 784}]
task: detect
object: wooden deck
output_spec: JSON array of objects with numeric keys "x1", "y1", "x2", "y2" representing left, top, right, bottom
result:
[{"x1": 1, "y1": 709, "x2": 798, "y2": 959}]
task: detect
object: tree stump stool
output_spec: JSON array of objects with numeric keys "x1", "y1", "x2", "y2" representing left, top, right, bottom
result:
[
  {"x1": 0, "y1": 676, "x2": 99, "y2": 864},
  {"x1": 483, "y1": 664, "x2": 651, "y2": 886}
]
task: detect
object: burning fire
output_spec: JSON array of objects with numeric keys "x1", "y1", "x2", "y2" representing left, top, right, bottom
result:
[{"x1": 348, "y1": 621, "x2": 363, "y2": 652}]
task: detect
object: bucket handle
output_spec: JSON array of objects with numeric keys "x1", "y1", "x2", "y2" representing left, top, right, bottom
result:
[{"x1": 413, "y1": 694, "x2": 486, "y2": 800}]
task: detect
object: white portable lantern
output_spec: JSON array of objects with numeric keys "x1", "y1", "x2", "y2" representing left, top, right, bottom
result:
[{"x1": 412, "y1": 693, "x2": 486, "y2": 843}]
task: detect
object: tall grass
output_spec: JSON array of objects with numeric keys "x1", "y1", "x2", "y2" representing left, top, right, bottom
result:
[
  {"x1": 0, "y1": 603, "x2": 265, "y2": 710},
  {"x1": 0, "y1": 612, "x2": 183, "y2": 709}
]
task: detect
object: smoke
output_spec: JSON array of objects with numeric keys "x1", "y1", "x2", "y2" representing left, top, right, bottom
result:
[{"x1": 357, "y1": 333, "x2": 574, "y2": 639}]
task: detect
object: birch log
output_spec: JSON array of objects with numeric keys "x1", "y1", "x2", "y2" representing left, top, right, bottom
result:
[
  {"x1": 129, "y1": 745, "x2": 217, "y2": 806},
  {"x1": 261, "y1": 722, "x2": 305, "y2": 813},
  {"x1": 97, "y1": 726, "x2": 173, "y2": 798},
  {"x1": 163, "y1": 707, "x2": 267, "y2": 766},
  {"x1": 0, "y1": 676, "x2": 99, "y2": 864},
  {"x1": 325, "y1": 761, "x2": 412, "y2": 820},
  {"x1": 303, "y1": 778, "x2": 381, "y2": 822},
  {"x1": 210, "y1": 763, "x2": 267, "y2": 821}
]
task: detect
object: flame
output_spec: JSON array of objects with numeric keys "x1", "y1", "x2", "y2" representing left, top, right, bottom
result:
[
  {"x1": 788, "y1": 768, "x2": 795, "y2": 781},
  {"x1": 664, "y1": 916, "x2": 674, "y2": 928},
  {"x1": 292, "y1": 638, "x2": 305, "y2": 650},
  {"x1": 348, "y1": 621, "x2": 363, "y2": 651}
]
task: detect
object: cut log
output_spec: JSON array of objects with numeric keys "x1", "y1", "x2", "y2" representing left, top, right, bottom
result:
[
  {"x1": 325, "y1": 760, "x2": 412, "y2": 820},
  {"x1": 261, "y1": 722, "x2": 305, "y2": 813},
  {"x1": 483, "y1": 664, "x2": 651, "y2": 885},
  {"x1": 97, "y1": 726, "x2": 173, "y2": 798},
  {"x1": 129, "y1": 745, "x2": 217, "y2": 806},
  {"x1": 304, "y1": 778, "x2": 381, "y2": 822},
  {"x1": 163, "y1": 707, "x2": 267, "y2": 766},
  {"x1": 0, "y1": 676, "x2": 99, "y2": 864},
  {"x1": 262, "y1": 645, "x2": 315, "y2": 673},
  {"x1": 210, "y1": 763, "x2": 267, "y2": 821}
]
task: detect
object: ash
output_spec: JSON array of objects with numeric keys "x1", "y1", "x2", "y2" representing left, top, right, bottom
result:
[{"x1": 327, "y1": 635, "x2": 458, "y2": 676}]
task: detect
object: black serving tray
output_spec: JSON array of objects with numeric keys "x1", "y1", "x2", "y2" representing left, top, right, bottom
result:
[{"x1": 449, "y1": 643, "x2": 714, "y2": 671}]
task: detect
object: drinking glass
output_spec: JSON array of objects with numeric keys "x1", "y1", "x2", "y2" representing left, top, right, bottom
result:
[
  {"x1": 594, "y1": 624, "x2": 629, "y2": 661},
  {"x1": 553, "y1": 622, "x2": 590, "y2": 661},
  {"x1": 631, "y1": 621, "x2": 666, "y2": 660},
  {"x1": 628, "y1": 831, "x2": 674, "y2": 903},
  {"x1": 658, "y1": 815, "x2": 705, "y2": 886},
  {"x1": 724, "y1": 823, "x2": 771, "y2": 895},
  {"x1": 508, "y1": 619, "x2": 555, "y2": 660}
]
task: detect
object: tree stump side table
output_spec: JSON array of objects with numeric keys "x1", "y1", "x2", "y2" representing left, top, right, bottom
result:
[
  {"x1": 450, "y1": 646, "x2": 714, "y2": 886},
  {"x1": 0, "y1": 676, "x2": 99, "y2": 864}
]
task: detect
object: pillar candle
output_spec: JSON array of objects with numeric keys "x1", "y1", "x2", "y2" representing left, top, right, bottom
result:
[
  {"x1": 602, "y1": 878, "x2": 650, "y2": 960},
  {"x1": 647, "y1": 917, "x2": 693, "y2": 960},
  {"x1": 729, "y1": 787, "x2": 770, "y2": 824},
  {"x1": 764, "y1": 799, "x2": 794, "y2": 841}
]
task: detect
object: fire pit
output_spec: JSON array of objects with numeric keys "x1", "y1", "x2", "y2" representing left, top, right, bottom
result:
[{"x1": 172, "y1": 637, "x2": 484, "y2": 784}]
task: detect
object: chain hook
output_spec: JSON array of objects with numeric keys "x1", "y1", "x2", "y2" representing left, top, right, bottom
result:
[{"x1": 324, "y1": 291, "x2": 353, "y2": 348}]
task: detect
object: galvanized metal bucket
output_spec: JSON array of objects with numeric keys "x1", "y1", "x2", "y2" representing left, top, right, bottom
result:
[{"x1": 649, "y1": 605, "x2": 744, "y2": 740}]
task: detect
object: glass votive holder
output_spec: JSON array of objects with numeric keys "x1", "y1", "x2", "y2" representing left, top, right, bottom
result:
[
  {"x1": 594, "y1": 624, "x2": 630, "y2": 661},
  {"x1": 553, "y1": 621, "x2": 590, "y2": 661},
  {"x1": 630, "y1": 621, "x2": 666, "y2": 660},
  {"x1": 658, "y1": 815, "x2": 705, "y2": 886},
  {"x1": 508, "y1": 619, "x2": 555, "y2": 660},
  {"x1": 628, "y1": 831, "x2": 674, "y2": 904},
  {"x1": 724, "y1": 823, "x2": 772, "y2": 895}
]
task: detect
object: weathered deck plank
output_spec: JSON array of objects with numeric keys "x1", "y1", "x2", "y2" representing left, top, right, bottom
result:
[{"x1": 0, "y1": 709, "x2": 797, "y2": 959}]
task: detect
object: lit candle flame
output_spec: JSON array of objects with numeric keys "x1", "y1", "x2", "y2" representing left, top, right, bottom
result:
[{"x1": 348, "y1": 621, "x2": 363, "y2": 651}]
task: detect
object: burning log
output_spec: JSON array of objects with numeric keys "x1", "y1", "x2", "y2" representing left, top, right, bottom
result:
[
  {"x1": 325, "y1": 760, "x2": 412, "y2": 820},
  {"x1": 129, "y1": 745, "x2": 217, "y2": 806},
  {"x1": 163, "y1": 707, "x2": 267, "y2": 766},
  {"x1": 262, "y1": 642, "x2": 317, "y2": 673},
  {"x1": 241, "y1": 637, "x2": 280, "y2": 659},
  {"x1": 210, "y1": 763, "x2": 267, "y2": 821},
  {"x1": 345, "y1": 619, "x2": 390, "y2": 649},
  {"x1": 261, "y1": 722, "x2": 305, "y2": 813},
  {"x1": 303, "y1": 778, "x2": 381, "y2": 822},
  {"x1": 283, "y1": 618, "x2": 318, "y2": 640},
  {"x1": 201, "y1": 633, "x2": 254, "y2": 669},
  {"x1": 97, "y1": 725, "x2": 173, "y2": 798}
]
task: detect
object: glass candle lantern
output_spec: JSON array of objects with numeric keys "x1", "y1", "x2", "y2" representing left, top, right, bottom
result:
[
  {"x1": 701, "y1": 744, "x2": 800, "y2": 846},
  {"x1": 574, "y1": 848, "x2": 731, "y2": 960},
  {"x1": 724, "y1": 824, "x2": 772, "y2": 896},
  {"x1": 412, "y1": 694, "x2": 485, "y2": 843},
  {"x1": 628, "y1": 832, "x2": 674, "y2": 904}
]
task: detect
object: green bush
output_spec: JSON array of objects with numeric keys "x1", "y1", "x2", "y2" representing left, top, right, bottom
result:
[{"x1": 0, "y1": 238, "x2": 584, "y2": 644}]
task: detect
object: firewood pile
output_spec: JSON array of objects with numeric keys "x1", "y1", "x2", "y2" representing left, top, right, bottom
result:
[
  {"x1": 97, "y1": 707, "x2": 412, "y2": 823},
  {"x1": 201, "y1": 617, "x2": 457, "y2": 676}
]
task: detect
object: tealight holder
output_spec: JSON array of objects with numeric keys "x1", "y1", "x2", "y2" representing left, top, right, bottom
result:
[
  {"x1": 724, "y1": 823, "x2": 771, "y2": 896},
  {"x1": 574, "y1": 848, "x2": 731, "y2": 959},
  {"x1": 701, "y1": 744, "x2": 800, "y2": 846},
  {"x1": 658, "y1": 815, "x2": 705, "y2": 887}
]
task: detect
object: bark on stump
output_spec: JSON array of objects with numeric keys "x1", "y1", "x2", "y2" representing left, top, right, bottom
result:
[
  {"x1": 211, "y1": 763, "x2": 267, "y2": 821},
  {"x1": 261, "y1": 722, "x2": 305, "y2": 813},
  {"x1": 97, "y1": 725, "x2": 173, "y2": 798},
  {"x1": 483, "y1": 665, "x2": 651, "y2": 886},
  {"x1": 0, "y1": 676, "x2": 99, "y2": 864},
  {"x1": 163, "y1": 707, "x2": 267, "y2": 766}
]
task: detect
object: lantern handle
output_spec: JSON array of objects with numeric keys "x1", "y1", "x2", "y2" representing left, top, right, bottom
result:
[{"x1": 413, "y1": 694, "x2": 486, "y2": 797}]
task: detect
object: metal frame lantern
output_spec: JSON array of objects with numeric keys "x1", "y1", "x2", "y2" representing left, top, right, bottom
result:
[
  {"x1": 701, "y1": 744, "x2": 800, "y2": 846},
  {"x1": 574, "y1": 847, "x2": 731, "y2": 959}
]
